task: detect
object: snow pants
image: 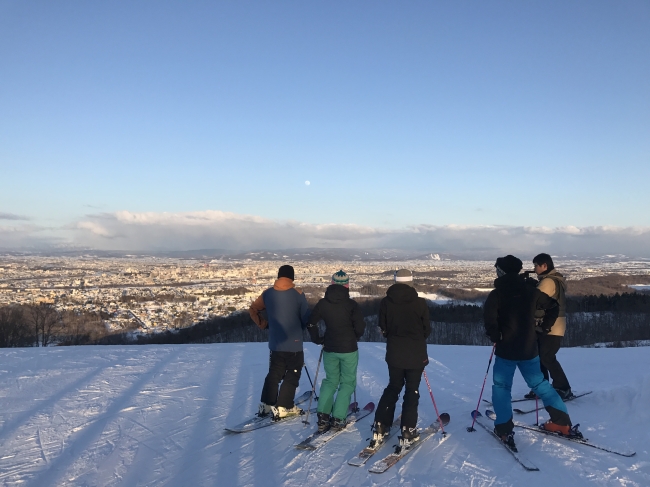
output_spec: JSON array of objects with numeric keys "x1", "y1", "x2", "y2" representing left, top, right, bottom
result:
[
  {"x1": 492, "y1": 355, "x2": 570, "y2": 436},
  {"x1": 260, "y1": 350, "x2": 303, "y2": 408},
  {"x1": 375, "y1": 366, "x2": 423, "y2": 429},
  {"x1": 537, "y1": 334, "x2": 571, "y2": 391},
  {"x1": 317, "y1": 350, "x2": 358, "y2": 420}
]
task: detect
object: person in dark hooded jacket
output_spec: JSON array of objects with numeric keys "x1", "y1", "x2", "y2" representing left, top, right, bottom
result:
[
  {"x1": 484, "y1": 255, "x2": 580, "y2": 450},
  {"x1": 372, "y1": 269, "x2": 431, "y2": 446},
  {"x1": 307, "y1": 270, "x2": 366, "y2": 432}
]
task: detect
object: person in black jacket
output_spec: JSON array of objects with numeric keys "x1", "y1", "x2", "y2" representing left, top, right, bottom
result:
[
  {"x1": 484, "y1": 255, "x2": 579, "y2": 449},
  {"x1": 372, "y1": 269, "x2": 431, "y2": 446},
  {"x1": 307, "y1": 270, "x2": 366, "y2": 432}
]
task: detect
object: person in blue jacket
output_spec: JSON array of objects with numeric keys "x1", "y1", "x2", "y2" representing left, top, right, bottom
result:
[{"x1": 249, "y1": 265, "x2": 310, "y2": 418}]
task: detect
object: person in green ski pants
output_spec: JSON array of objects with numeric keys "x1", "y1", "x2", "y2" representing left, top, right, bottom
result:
[{"x1": 307, "y1": 270, "x2": 366, "y2": 432}]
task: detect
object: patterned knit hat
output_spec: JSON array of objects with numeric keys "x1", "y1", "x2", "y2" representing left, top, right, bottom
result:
[
  {"x1": 331, "y1": 270, "x2": 349, "y2": 287},
  {"x1": 495, "y1": 255, "x2": 522, "y2": 275},
  {"x1": 394, "y1": 269, "x2": 414, "y2": 287}
]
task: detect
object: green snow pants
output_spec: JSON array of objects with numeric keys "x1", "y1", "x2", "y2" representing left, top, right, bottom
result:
[{"x1": 317, "y1": 350, "x2": 359, "y2": 420}]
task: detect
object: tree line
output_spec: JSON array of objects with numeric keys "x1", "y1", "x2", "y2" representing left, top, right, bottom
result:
[{"x1": 1, "y1": 292, "x2": 650, "y2": 348}]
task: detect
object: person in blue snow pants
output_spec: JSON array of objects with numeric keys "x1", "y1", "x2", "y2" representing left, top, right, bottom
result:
[{"x1": 484, "y1": 255, "x2": 574, "y2": 440}]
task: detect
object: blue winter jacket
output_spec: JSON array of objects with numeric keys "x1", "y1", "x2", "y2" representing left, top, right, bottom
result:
[{"x1": 249, "y1": 277, "x2": 310, "y2": 352}]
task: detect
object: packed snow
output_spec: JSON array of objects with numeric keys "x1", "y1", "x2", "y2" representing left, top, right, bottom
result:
[{"x1": 0, "y1": 343, "x2": 648, "y2": 486}]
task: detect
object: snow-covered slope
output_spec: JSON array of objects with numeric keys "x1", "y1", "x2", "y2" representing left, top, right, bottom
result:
[{"x1": 0, "y1": 343, "x2": 647, "y2": 486}]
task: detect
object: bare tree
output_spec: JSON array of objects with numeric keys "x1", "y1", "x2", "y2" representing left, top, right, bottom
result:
[
  {"x1": 58, "y1": 311, "x2": 108, "y2": 345},
  {"x1": 27, "y1": 304, "x2": 63, "y2": 347},
  {"x1": 0, "y1": 306, "x2": 33, "y2": 347}
]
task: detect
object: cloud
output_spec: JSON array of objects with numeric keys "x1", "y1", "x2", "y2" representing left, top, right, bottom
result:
[
  {"x1": 0, "y1": 212, "x2": 29, "y2": 221},
  {"x1": 0, "y1": 223, "x2": 64, "y2": 250},
  {"x1": 68, "y1": 210, "x2": 650, "y2": 257}
]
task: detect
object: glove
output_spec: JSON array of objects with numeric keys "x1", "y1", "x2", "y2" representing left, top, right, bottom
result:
[
  {"x1": 535, "y1": 325, "x2": 551, "y2": 335},
  {"x1": 487, "y1": 331, "x2": 501, "y2": 343},
  {"x1": 308, "y1": 326, "x2": 325, "y2": 345}
]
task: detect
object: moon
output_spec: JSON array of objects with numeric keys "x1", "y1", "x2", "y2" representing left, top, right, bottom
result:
[{"x1": 305, "y1": 181, "x2": 310, "y2": 186}]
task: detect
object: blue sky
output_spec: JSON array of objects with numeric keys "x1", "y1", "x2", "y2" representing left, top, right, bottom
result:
[{"x1": 1, "y1": 1, "x2": 649, "y2": 252}]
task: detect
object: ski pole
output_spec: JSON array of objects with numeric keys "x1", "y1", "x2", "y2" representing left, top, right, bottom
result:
[
  {"x1": 535, "y1": 395, "x2": 539, "y2": 426},
  {"x1": 302, "y1": 346, "x2": 324, "y2": 426},
  {"x1": 353, "y1": 387, "x2": 359, "y2": 413},
  {"x1": 422, "y1": 370, "x2": 446, "y2": 436},
  {"x1": 467, "y1": 343, "x2": 496, "y2": 432},
  {"x1": 303, "y1": 363, "x2": 315, "y2": 395}
]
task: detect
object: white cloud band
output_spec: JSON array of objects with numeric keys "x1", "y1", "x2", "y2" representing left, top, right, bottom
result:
[{"x1": 3, "y1": 210, "x2": 650, "y2": 257}]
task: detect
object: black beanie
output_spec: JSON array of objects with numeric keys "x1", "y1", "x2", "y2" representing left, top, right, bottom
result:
[
  {"x1": 495, "y1": 255, "x2": 523, "y2": 275},
  {"x1": 278, "y1": 265, "x2": 295, "y2": 280}
]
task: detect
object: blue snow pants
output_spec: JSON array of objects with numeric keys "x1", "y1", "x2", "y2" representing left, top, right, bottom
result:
[{"x1": 492, "y1": 355, "x2": 568, "y2": 428}]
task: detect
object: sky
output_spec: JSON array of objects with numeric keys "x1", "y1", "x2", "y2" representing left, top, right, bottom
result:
[{"x1": 1, "y1": 1, "x2": 649, "y2": 254}]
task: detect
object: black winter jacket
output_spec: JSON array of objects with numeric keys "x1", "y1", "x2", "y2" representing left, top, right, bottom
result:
[
  {"x1": 307, "y1": 285, "x2": 366, "y2": 353},
  {"x1": 379, "y1": 284, "x2": 431, "y2": 370},
  {"x1": 483, "y1": 273, "x2": 559, "y2": 361}
]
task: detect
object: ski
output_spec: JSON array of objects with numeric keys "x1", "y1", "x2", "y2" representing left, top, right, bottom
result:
[
  {"x1": 483, "y1": 396, "x2": 537, "y2": 405},
  {"x1": 347, "y1": 415, "x2": 402, "y2": 466},
  {"x1": 486, "y1": 411, "x2": 636, "y2": 457},
  {"x1": 469, "y1": 410, "x2": 539, "y2": 471},
  {"x1": 224, "y1": 391, "x2": 313, "y2": 433},
  {"x1": 368, "y1": 413, "x2": 450, "y2": 474},
  {"x1": 484, "y1": 390, "x2": 592, "y2": 408},
  {"x1": 513, "y1": 391, "x2": 592, "y2": 414},
  {"x1": 295, "y1": 402, "x2": 375, "y2": 451}
]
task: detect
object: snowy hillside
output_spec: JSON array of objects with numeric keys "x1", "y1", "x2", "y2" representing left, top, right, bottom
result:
[{"x1": 0, "y1": 343, "x2": 647, "y2": 486}]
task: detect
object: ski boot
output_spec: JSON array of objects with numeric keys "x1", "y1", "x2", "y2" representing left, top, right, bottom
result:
[
  {"x1": 494, "y1": 428, "x2": 517, "y2": 452},
  {"x1": 399, "y1": 426, "x2": 420, "y2": 449},
  {"x1": 543, "y1": 420, "x2": 570, "y2": 436},
  {"x1": 330, "y1": 417, "x2": 347, "y2": 431},
  {"x1": 369, "y1": 422, "x2": 388, "y2": 448},
  {"x1": 317, "y1": 413, "x2": 331, "y2": 433},
  {"x1": 524, "y1": 390, "x2": 538, "y2": 400},
  {"x1": 258, "y1": 402, "x2": 273, "y2": 417},
  {"x1": 271, "y1": 405, "x2": 303, "y2": 419}
]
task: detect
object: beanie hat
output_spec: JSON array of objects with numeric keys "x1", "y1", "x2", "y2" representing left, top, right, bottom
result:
[
  {"x1": 495, "y1": 255, "x2": 523, "y2": 275},
  {"x1": 277, "y1": 265, "x2": 295, "y2": 280},
  {"x1": 394, "y1": 269, "x2": 414, "y2": 287},
  {"x1": 331, "y1": 270, "x2": 349, "y2": 287}
]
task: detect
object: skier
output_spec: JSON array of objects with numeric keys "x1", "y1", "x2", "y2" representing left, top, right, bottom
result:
[
  {"x1": 249, "y1": 265, "x2": 310, "y2": 419},
  {"x1": 524, "y1": 253, "x2": 572, "y2": 400},
  {"x1": 307, "y1": 270, "x2": 366, "y2": 433},
  {"x1": 484, "y1": 255, "x2": 580, "y2": 449},
  {"x1": 372, "y1": 269, "x2": 431, "y2": 447}
]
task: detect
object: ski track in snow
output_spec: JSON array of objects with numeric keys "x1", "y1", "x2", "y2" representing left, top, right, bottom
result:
[{"x1": 0, "y1": 344, "x2": 648, "y2": 486}]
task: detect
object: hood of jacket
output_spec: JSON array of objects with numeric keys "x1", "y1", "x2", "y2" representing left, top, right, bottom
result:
[
  {"x1": 324, "y1": 284, "x2": 350, "y2": 304},
  {"x1": 543, "y1": 269, "x2": 566, "y2": 292},
  {"x1": 493, "y1": 273, "x2": 525, "y2": 292},
  {"x1": 273, "y1": 277, "x2": 296, "y2": 291},
  {"x1": 386, "y1": 283, "x2": 418, "y2": 304}
]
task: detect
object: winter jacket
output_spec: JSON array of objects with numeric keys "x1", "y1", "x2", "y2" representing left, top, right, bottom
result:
[
  {"x1": 536, "y1": 270, "x2": 567, "y2": 337},
  {"x1": 484, "y1": 273, "x2": 559, "y2": 361},
  {"x1": 307, "y1": 285, "x2": 366, "y2": 353},
  {"x1": 248, "y1": 277, "x2": 310, "y2": 352},
  {"x1": 379, "y1": 283, "x2": 431, "y2": 370}
]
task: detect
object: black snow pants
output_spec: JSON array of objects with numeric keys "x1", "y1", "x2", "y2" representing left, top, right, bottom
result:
[
  {"x1": 538, "y1": 334, "x2": 571, "y2": 391},
  {"x1": 260, "y1": 350, "x2": 304, "y2": 408},
  {"x1": 374, "y1": 366, "x2": 424, "y2": 429}
]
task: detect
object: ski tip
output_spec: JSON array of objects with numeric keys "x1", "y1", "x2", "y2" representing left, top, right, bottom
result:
[
  {"x1": 363, "y1": 402, "x2": 376, "y2": 412},
  {"x1": 471, "y1": 410, "x2": 481, "y2": 419},
  {"x1": 485, "y1": 409, "x2": 496, "y2": 420}
]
